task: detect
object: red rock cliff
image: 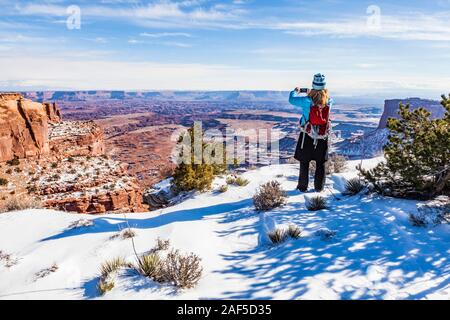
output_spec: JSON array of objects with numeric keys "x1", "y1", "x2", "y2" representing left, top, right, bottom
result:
[{"x1": 0, "y1": 93, "x2": 51, "y2": 162}]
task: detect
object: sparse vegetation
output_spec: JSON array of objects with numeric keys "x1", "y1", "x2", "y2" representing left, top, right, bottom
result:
[
  {"x1": 343, "y1": 178, "x2": 367, "y2": 196},
  {"x1": 287, "y1": 224, "x2": 302, "y2": 239},
  {"x1": 97, "y1": 257, "x2": 128, "y2": 295},
  {"x1": 35, "y1": 263, "x2": 58, "y2": 280},
  {"x1": 329, "y1": 154, "x2": 347, "y2": 173},
  {"x1": 306, "y1": 196, "x2": 327, "y2": 211},
  {"x1": 164, "y1": 250, "x2": 203, "y2": 289},
  {"x1": 0, "y1": 250, "x2": 19, "y2": 268},
  {"x1": 218, "y1": 184, "x2": 228, "y2": 193},
  {"x1": 1, "y1": 196, "x2": 42, "y2": 213},
  {"x1": 0, "y1": 178, "x2": 8, "y2": 186},
  {"x1": 121, "y1": 228, "x2": 136, "y2": 239},
  {"x1": 267, "y1": 228, "x2": 288, "y2": 245},
  {"x1": 100, "y1": 257, "x2": 127, "y2": 279},
  {"x1": 68, "y1": 219, "x2": 94, "y2": 229},
  {"x1": 154, "y1": 238, "x2": 170, "y2": 252},
  {"x1": 97, "y1": 277, "x2": 115, "y2": 295},
  {"x1": 226, "y1": 176, "x2": 236, "y2": 185},
  {"x1": 253, "y1": 181, "x2": 287, "y2": 211},
  {"x1": 234, "y1": 176, "x2": 250, "y2": 186},
  {"x1": 136, "y1": 253, "x2": 164, "y2": 281},
  {"x1": 6, "y1": 158, "x2": 20, "y2": 166}
]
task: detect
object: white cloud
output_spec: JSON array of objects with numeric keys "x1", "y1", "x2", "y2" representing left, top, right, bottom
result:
[
  {"x1": 139, "y1": 32, "x2": 192, "y2": 38},
  {"x1": 273, "y1": 13, "x2": 450, "y2": 41},
  {"x1": 0, "y1": 53, "x2": 448, "y2": 96}
]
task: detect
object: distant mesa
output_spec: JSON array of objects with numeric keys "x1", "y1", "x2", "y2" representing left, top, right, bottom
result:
[
  {"x1": 378, "y1": 97, "x2": 445, "y2": 129},
  {"x1": 21, "y1": 90, "x2": 289, "y2": 102}
]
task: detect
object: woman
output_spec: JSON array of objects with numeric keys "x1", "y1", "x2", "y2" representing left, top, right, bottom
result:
[{"x1": 289, "y1": 73, "x2": 333, "y2": 192}]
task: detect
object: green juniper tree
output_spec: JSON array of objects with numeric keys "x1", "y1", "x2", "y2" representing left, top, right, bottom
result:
[
  {"x1": 359, "y1": 94, "x2": 450, "y2": 199},
  {"x1": 172, "y1": 123, "x2": 227, "y2": 192}
]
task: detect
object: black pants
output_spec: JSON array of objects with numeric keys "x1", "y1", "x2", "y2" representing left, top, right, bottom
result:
[
  {"x1": 297, "y1": 160, "x2": 326, "y2": 192},
  {"x1": 294, "y1": 132, "x2": 328, "y2": 192}
]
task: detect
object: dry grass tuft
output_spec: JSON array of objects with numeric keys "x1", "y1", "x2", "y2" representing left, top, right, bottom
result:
[
  {"x1": 306, "y1": 196, "x2": 327, "y2": 211},
  {"x1": 268, "y1": 228, "x2": 288, "y2": 245}
]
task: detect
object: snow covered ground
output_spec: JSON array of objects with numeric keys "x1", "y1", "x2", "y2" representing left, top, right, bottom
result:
[{"x1": 0, "y1": 158, "x2": 449, "y2": 300}]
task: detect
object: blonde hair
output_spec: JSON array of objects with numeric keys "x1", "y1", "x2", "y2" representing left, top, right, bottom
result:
[{"x1": 308, "y1": 89, "x2": 329, "y2": 106}]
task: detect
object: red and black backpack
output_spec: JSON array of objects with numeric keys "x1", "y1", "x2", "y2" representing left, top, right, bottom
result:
[{"x1": 301, "y1": 103, "x2": 331, "y2": 147}]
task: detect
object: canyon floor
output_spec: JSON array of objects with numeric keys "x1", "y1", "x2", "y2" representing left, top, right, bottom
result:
[{"x1": 0, "y1": 159, "x2": 448, "y2": 300}]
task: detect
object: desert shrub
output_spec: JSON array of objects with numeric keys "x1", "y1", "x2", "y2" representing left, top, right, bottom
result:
[
  {"x1": 0, "y1": 250, "x2": 19, "y2": 268},
  {"x1": 1, "y1": 196, "x2": 42, "y2": 213},
  {"x1": 50, "y1": 162, "x2": 58, "y2": 169},
  {"x1": 267, "y1": 228, "x2": 288, "y2": 245},
  {"x1": 164, "y1": 250, "x2": 203, "y2": 289},
  {"x1": 287, "y1": 224, "x2": 302, "y2": 239},
  {"x1": 14, "y1": 167, "x2": 22, "y2": 173},
  {"x1": 226, "y1": 176, "x2": 236, "y2": 185},
  {"x1": 5, "y1": 169, "x2": 12, "y2": 174},
  {"x1": 154, "y1": 238, "x2": 170, "y2": 252},
  {"x1": 235, "y1": 177, "x2": 250, "y2": 186},
  {"x1": 310, "y1": 155, "x2": 347, "y2": 176},
  {"x1": 306, "y1": 196, "x2": 327, "y2": 211},
  {"x1": 6, "y1": 158, "x2": 20, "y2": 166},
  {"x1": 172, "y1": 123, "x2": 227, "y2": 192},
  {"x1": 343, "y1": 178, "x2": 367, "y2": 196},
  {"x1": 67, "y1": 157, "x2": 75, "y2": 163},
  {"x1": 218, "y1": 185, "x2": 228, "y2": 193},
  {"x1": 35, "y1": 263, "x2": 59, "y2": 279},
  {"x1": 68, "y1": 219, "x2": 94, "y2": 229},
  {"x1": 136, "y1": 254, "x2": 164, "y2": 281},
  {"x1": 100, "y1": 257, "x2": 127, "y2": 279},
  {"x1": 97, "y1": 257, "x2": 128, "y2": 295},
  {"x1": 97, "y1": 277, "x2": 115, "y2": 295},
  {"x1": 121, "y1": 228, "x2": 136, "y2": 239},
  {"x1": 0, "y1": 178, "x2": 8, "y2": 186},
  {"x1": 329, "y1": 154, "x2": 347, "y2": 173},
  {"x1": 276, "y1": 174, "x2": 284, "y2": 178},
  {"x1": 359, "y1": 95, "x2": 450, "y2": 199},
  {"x1": 253, "y1": 181, "x2": 287, "y2": 211}
]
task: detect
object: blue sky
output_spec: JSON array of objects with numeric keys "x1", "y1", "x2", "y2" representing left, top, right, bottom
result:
[{"x1": 0, "y1": 0, "x2": 449, "y2": 97}]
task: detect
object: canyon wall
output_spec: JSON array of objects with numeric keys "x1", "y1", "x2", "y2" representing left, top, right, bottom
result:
[{"x1": 0, "y1": 93, "x2": 51, "y2": 162}]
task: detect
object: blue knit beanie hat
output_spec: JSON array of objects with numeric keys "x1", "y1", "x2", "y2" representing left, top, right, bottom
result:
[{"x1": 312, "y1": 73, "x2": 326, "y2": 90}]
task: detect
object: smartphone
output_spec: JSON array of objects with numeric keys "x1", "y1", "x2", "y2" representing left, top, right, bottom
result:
[{"x1": 298, "y1": 88, "x2": 309, "y2": 93}]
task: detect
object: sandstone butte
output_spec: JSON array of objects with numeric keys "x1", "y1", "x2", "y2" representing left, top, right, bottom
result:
[{"x1": 0, "y1": 93, "x2": 144, "y2": 214}]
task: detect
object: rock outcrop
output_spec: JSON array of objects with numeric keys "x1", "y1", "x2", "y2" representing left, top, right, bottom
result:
[
  {"x1": 36, "y1": 157, "x2": 144, "y2": 214},
  {"x1": 378, "y1": 98, "x2": 445, "y2": 129},
  {"x1": 0, "y1": 93, "x2": 50, "y2": 162},
  {"x1": 49, "y1": 121, "x2": 105, "y2": 159},
  {"x1": 44, "y1": 102, "x2": 62, "y2": 123},
  {"x1": 0, "y1": 93, "x2": 144, "y2": 214}
]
